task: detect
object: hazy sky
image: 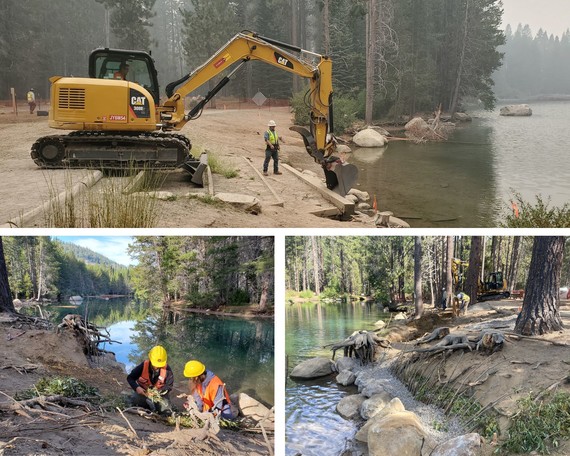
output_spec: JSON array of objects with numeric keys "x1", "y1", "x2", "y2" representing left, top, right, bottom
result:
[
  {"x1": 502, "y1": 0, "x2": 570, "y2": 37},
  {"x1": 54, "y1": 236, "x2": 135, "y2": 266}
]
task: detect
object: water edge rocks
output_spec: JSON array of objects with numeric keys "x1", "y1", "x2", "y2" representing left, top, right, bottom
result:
[
  {"x1": 336, "y1": 369, "x2": 357, "y2": 386},
  {"x1": 337, "y1": 394, "x2": 367, "y2": 419},
  {"x1": 353, "y1": 128, "x2": 387, "y2": 148},
  {"x1": 499, "y1": 104, "x2": 532, "y2": 116},
  {"x1": 431, "y1": 433, "x2": 483, "y2": 456},
  {"x1": 289, "y1": 357, "x2": 335, "y2": 379}
]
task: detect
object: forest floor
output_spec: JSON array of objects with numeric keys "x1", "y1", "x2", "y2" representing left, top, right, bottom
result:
[
  {"x1": 384, "y1": 297, "x2": 570, "y2": 455},
  {"x1": 0, "y1": 102, "x2": 376, "y2": 228},
  {"x1": 0, "y1": 316, "x2": 273, "y2": 455}
]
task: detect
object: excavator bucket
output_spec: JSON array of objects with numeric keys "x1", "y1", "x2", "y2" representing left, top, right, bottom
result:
[
  {"x1": 332, "y1": 161, "x2": 359, "y2": 196},
  {"x1": 289, "y1": 125, "x2": 358, "y2": 196},
  {"x1": 179, "y1": 152, "x2": 208, "y2": 186}
]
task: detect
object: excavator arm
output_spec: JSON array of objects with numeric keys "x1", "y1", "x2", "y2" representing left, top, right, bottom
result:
[{"x1": 160, "y1": 31, "x2": 357, "y2": 194}]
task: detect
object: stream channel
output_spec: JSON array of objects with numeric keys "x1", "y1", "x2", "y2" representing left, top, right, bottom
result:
[
  {"x1": 286, "y1": 299, "x2": 388, "y2": 456},
  {"x1": 48, "y1": 298, "x2": 275, "y2": 407}
]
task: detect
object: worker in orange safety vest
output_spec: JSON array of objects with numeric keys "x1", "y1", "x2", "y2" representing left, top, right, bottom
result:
[
  {"x1": 127, "y1": 345, "x2": 174, "y2": 414},
  {"x1": 183, "y1": 360, "x2": 235, "y2": 419}
]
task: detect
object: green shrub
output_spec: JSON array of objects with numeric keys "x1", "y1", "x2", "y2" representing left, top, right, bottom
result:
[
  {"x1": 502, "y1": 193, "x2": 570, "y2": 228},
  {"x1": 501, "y1": 391, "x2": 570, "y2": 454},
  {"x1": 228, "y1": 288, "x2": 250, "y2": 306},
  {"x1": 299, "y1": 290, "x2": 314, "y2": 299},
  {"x1": 290, "y1": 89, "x2": 359, "y2": 134},
  {"x1": 15, "y1": 376, "x2": 99, "y2": 401}
]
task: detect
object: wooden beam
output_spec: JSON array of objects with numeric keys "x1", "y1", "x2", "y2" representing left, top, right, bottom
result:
[{"x1": 280, "y1": 163, "x2": 355, "y2": 216}]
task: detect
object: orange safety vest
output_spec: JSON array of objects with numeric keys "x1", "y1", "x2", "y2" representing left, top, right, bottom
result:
[
  {"x1": 137, "y1": 360, "x2": 167, "y2": 390},
  {"x1": 196, "y1": 374, "x2": 231, "y2": 412}
]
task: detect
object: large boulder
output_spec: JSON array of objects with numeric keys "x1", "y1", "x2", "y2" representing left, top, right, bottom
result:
[
  {"x1": 236, "y1": 393, "x2": 271, "y2": 424},
  {"x1": 353, "y1": 128, "x2": 387, "y2": 148},
  {"x1": 336, "y1": 394, "x2": 366, "y2": 419},
  {"x1": 355, "y1": 398, "x2": 406, "y2": 442},
  {"x1": 431, "y1": 433, "x2": 483, "y2": 456},
  {"x1": 367, "y1": 411, "x2": 435, "y2": 456},
  {"x1": 453, "y1": 112, "x2": 472, "y2": 122},
  {"x1": 335, "y1": 356, "x2": 359, "y2": 372},
  {"x1": 290, "y1": 357, "x2": 335, "y2": 380},
  {"x1": 404, "y1": 117, "x2": 429, "y2": 131},
  {"x1": 347, "y1": 189, "x2": 370, "y2": 203},
  {"x1": 360, "y1": 391, "x2": 394, "y2": 420},
  {"x1": 500, "y1": 104, "x2": 532, "y2": 116},
  {"x1": 336, "y1": 370, "x2": 356, "y2": 386}
]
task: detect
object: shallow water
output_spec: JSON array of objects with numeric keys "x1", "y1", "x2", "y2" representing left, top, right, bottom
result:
[
  {"x1": 350, "y1": 100, "x2": 570, "y2": 227},
  {"x1": 286, "y1": 300, "x2": 388, "y2": 455}
]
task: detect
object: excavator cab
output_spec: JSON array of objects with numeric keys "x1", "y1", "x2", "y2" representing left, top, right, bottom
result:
[{"x1": 88, "y1": 49, "x2": 160, "y2": 105}]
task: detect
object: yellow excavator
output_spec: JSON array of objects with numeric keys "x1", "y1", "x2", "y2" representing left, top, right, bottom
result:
[
  {"x1": 31, "y1": 31, "x2": 358, "y2": 194},
  {"x1": 452, "y1": 258, "x2": 510, "y2": 301}
]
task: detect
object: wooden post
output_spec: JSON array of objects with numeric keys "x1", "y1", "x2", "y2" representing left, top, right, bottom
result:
[{"x1": 10, "y1": 88, "x2": 17, "y2": 115}]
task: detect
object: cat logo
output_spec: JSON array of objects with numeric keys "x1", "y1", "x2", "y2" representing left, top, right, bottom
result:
[
  {"x1": 274, "y1": 52, "x2": 294, "y2": 69},
  {"x1": 131, "y1": 96, "x2": 146, "y2": 106}
]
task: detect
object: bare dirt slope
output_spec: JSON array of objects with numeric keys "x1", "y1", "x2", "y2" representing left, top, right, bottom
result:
[
  {"x1": 0, "y1": 321, "x2": 272, "y2": 455},
  {"x1": 389, "y1": 299, "x2": 570, "y2": 455},
  {"x1": 0, "y1": 104, "x2": 374, "y2": 228}
]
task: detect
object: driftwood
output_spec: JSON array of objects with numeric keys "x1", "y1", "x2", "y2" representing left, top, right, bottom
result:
[
  {"x1": 415, "y1": 327, "x2": 450, "y2": 345},
  {"x1": 326, "y1": 330, "x2": 390, "y2": 365},
  {"x1": 57, "y1": 314, "x2": 120, "y2": 356},
  {"x1": 409, "y1": 328, "x2": 505, "y2": 356}
]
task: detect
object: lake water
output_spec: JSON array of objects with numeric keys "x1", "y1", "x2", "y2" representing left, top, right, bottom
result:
[
  {"x1": 286, "y1": 300, "x2": 387, "y2": 456},
  {"x1": 47, "y1": 298, "x2": 274, "y2": 406},
  {"x1": 350, "y1": 100, "x2": 570, "y2": 227}
]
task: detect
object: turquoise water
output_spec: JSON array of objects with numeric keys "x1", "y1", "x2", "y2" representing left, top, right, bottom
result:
[
  {"x1": 48, "y1": 298, "x2": 274, "y2": 406},
  {"x1": 286, "y1": 300, "x2": 388, "y2": 455},
  {"x1": 351, "y1": 100, "x2": 570, "y2": 227}
]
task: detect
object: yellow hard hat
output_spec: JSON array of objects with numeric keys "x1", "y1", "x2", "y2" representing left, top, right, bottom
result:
[
  {"x1": 148, "y1": 345, "x2": 167, "y2": 368},
  {"x1": 184, "y1": 360, "x2": 206, "y2": 378}
]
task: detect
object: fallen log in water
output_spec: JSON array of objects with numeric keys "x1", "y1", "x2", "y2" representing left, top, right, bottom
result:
[{"x1": 325, "y1": 330, "x2": 390, "y2": 365}]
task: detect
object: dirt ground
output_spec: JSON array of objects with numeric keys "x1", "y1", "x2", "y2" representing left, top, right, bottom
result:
[
  {"x1": 0, "y1": 103, "x2": 375, "y2": 228},
  {"x1": 0, "y1": 317, "x2": 273, "y2": 455},
  {"x1": 386, "y1": 298, "x2": 570, "y2": 455}
]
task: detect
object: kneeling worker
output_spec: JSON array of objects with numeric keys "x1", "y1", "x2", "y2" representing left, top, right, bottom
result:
[
  {"x1": 184, "y1": 360, "x2": 235, "y2": 419},
  {"x1": 127, "y1": 345, "x2": 174, "y2": 414},
  {"x1": 456, "y1": 292, "x2": 471, "y2": 314}
]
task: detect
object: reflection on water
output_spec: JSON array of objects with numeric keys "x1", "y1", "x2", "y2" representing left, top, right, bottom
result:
[
  {"x1": 286, "y1": 300, "x2": 387, "y2": 455},
  {"x1": 351, "y1": 101, "x2": 570, "y2": 227},
  {"x1": 47, "y1": 299, "x2": 274, "y2": 406}
]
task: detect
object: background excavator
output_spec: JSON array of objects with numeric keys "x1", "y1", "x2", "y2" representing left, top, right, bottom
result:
[
  {"x1": 31, "y1": 31, "x2": 358, "y2": 195},
  {"x1": 452, "y1": 258, "x2": 510, "y2": 301}
]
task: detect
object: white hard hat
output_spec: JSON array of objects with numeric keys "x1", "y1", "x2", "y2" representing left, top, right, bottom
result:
[{"x1": 268, "y1": 120, "x2": 276, "y2": 127}]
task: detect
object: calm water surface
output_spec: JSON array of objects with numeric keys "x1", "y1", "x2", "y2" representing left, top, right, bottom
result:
[
  {"x1": 286, "y1": 300, "x2": 387, "y2": 456},
  {"x1": 48, "y1": 299, "x2": 274, "y2": 405},
  {"x1": 351, "y1": 100, "x2": 570, "y2": 227}
]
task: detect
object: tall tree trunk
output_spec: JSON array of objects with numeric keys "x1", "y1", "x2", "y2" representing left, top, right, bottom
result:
[
  {"x1": 311, "y1": 237, "x2": 320, "y2": 295},
  {"x1": 481, "y1": 236, "x2": 486, "y2": 281},
  {"x1": 291, "y1": 0, "x2": 299, "y2": 93},
  {"x1": 509, "y1": 237, "x2": 522, "y2": 293},
  {"x1": 515, "y1": 237, "x2": 565, "y2": 335},
  {"x1": 414, "y1": 237, "x2": 423, "y2": 318},
  {"x1": 490, "y1": 236, "x2": 498, "y2": 272},
  {"x1": 365, "y1": 0, "x2": 377, "y2": 124},
  {"x1": 323, "y1": 0, "x2": 330, "y2": 55},
  {"x1": 465, "y1": 236, "x2": 483, "y2": 304},
  {"x1": 0, "y1": 238, "x2": 16, "y2": 313},
  {"x1": 445, "y1": 236, "x2": 454, "y2": 308},
  {"x1": 258, "y1": 272, "x2": 269, "y2": 312},
  {"x1": 449, "y1": 0, "x2": 470, "y2": 115}
]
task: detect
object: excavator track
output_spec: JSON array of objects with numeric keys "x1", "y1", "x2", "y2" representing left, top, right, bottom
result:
[{"x1": 31, "y1": 131, "x2": 191, "y2": 170}]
